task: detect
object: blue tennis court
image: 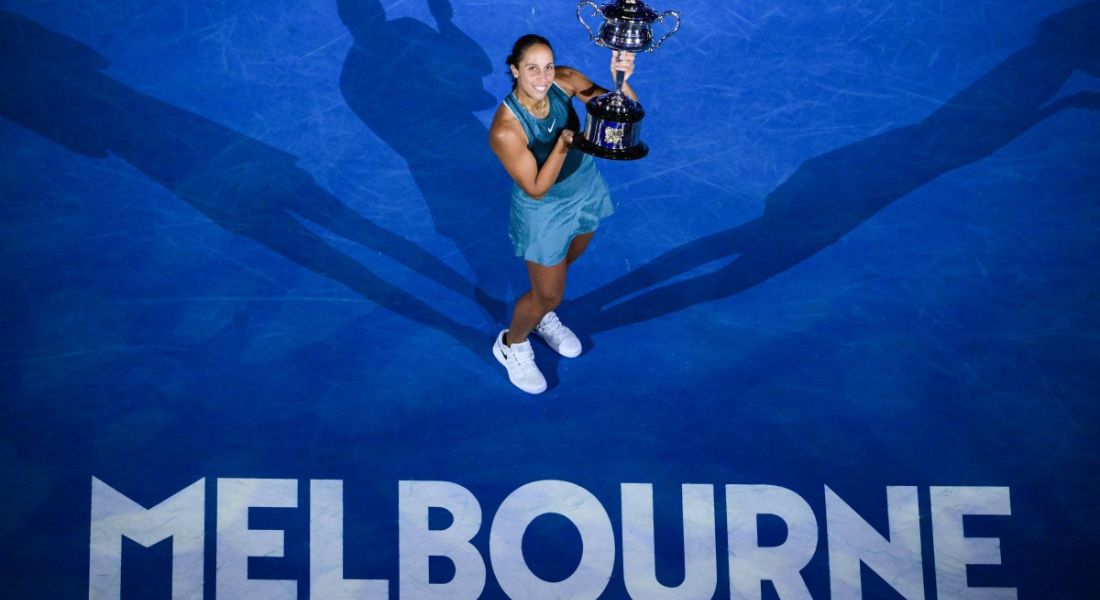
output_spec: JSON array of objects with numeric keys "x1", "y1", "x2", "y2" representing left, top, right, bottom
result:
[{"x1": 2, "y1": 1, "x2": 1098, "y2": 598}]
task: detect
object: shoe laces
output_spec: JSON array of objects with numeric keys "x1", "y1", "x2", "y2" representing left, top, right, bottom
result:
[
  {"x1": 509, "y1": 340, "x2": 537, "y2": 372},
  {"x1": 538, "y1": 312, "x2": 566, "y2": 340}
]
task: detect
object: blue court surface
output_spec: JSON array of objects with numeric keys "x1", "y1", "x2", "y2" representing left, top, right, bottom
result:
[{"x1": 2, "y1": 1, "x2": 1098, "y2": 598}]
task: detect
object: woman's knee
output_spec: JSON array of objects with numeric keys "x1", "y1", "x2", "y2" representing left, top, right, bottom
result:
[
  {"x1": 532, "y1": 288, "x2": 563, "y2": 311},
  {"x1": 526, "y1": 262, "x2": 567, "y2": 311}
]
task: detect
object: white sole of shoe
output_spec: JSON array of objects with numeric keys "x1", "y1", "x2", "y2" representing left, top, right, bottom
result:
[
  {"x1": 555, "y1": 343, "x2": 582, "y2": 359},
  {"x1": 535, "y1": 331, "x2": 582, "y2": 358}
]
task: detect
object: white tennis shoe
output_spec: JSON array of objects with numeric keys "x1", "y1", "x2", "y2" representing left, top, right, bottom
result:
[
  {"x1": 534, "y1": 311, "x2": 582, "y2": 358},
  {"x1": 493, "y1": 330, "x2": 547, "y2": 394}
]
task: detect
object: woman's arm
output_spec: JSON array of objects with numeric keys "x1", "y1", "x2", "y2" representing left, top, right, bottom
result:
[
  {"x1": 489, "y1": 106, "x2": 574, "y2": 200},
  {"x1": 556, "y1": 51, "x2": 637, "y2": 103}
]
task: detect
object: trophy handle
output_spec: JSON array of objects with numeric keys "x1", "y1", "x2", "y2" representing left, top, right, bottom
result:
[
  {"x1": 649, "y1": 10, "x2": 681, "y2": 51},
  {"x1": 577, "y1": 1, "x2": 605, "y2": 47}
]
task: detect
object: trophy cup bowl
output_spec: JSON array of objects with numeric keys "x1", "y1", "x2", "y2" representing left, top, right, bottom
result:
[{"x1": 574, "y1": 0, "x2": 680, "y2": 161}]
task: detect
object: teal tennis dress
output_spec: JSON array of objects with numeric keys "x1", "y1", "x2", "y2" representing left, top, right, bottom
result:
[{"x1": 504, "y1": 82, "x2": 614, "y2": 266}]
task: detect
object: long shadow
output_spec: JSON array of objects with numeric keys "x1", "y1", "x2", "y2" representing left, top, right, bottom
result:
[
  {"x1": 0, "y1": 10, "x2": 490, "y2": 357},
  {"x1": 573, "y1": 1, "x2": 1100, "y2": 333},
  {"x1": 338, "y1": 0, "x2": 519, "y2": 324}
]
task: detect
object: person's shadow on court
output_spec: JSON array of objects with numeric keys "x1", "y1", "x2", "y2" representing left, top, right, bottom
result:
[
  {"x1": 338, "y1": 0, "x2": 518, "y2": 324},
  {"x1": 0, "y1": 10, "x2": 489, "y2": 356},
  {"x1": 573, "y1": 1, "x2": 1100, "y2": 333}
]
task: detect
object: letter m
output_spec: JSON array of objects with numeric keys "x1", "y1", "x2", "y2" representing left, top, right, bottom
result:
[{"x1": 89, "y1": 477, "x2": 205, "y2": 600}]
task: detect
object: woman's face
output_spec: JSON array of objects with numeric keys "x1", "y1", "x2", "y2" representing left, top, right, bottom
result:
[{"x1": 511, "y1": 44, "x2": 555, "y2": 102}]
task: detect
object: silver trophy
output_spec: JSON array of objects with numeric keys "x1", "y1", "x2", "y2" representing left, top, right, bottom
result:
[{"x1": 573, "y1": 0, "x2": 681, "y2": 160}]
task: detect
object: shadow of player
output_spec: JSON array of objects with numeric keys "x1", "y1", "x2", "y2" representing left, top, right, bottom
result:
[
  {"x1": 0, "y1": 10, "x2": 489, "y2": 357},
  {"x1": 574, "y1": 1, "x2": 1100, "y2": 333},
  {"x1": 338, "y1": 0, "x2": 519, "y2": 324}
]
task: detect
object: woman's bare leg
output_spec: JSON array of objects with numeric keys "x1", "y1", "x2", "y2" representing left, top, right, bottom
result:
[
  {"x1": 505, "y1": 232, "x2": 596, "y2": 345},
  {"x1": 565, "y1": 232, "x2": 594, "y2": 265},
  {"x1": 506, "y1": 259, "x2": 566, "y2": 344}
]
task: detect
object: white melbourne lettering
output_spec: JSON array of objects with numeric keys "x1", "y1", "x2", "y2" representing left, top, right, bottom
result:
[{"x1": 87, "y1": 479, "x2": 1017, "y2": 599}]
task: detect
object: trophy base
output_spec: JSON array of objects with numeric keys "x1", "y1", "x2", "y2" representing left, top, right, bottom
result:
[{"x1": 572, "y1": 135, "x2": 649, "y2": 161}]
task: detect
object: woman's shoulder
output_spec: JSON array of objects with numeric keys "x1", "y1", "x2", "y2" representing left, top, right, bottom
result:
[
  {"x1": 489, "y1": 103, "x2": 527, "y2": 148},
  {"x1": 491, "y1": 102, "x2": 520, "y2": 130}
]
